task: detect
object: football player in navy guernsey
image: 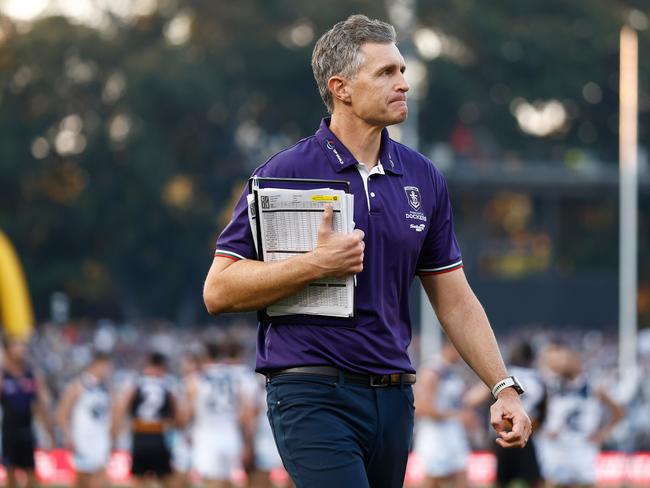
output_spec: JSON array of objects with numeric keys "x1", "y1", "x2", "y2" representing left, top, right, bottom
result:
[
  {"x1": 465, "y1": 340, "x2": 549, "y2": 488},
  {"x1": 1, "y1": 336, "x2": 55, "y2": 488},
  {"x1": 112, "y1": 352, "x2": 179, "y2": 488},
  {"x1": 204, "y1": 14, "x2": 531, "y2": 487}
]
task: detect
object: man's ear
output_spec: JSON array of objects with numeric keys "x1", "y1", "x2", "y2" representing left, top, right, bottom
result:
[{"x1": 328, "y1": 75, "x2": 351, "y2": 105}]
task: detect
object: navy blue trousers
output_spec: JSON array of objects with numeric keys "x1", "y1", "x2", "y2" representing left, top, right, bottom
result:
[{"x1": 266, "y1": 372, "x2": 414, "y2": 488}]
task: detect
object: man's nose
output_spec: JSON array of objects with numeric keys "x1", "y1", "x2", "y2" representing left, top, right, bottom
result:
[{"x1": 397, "y1": 73, "x2": 410, "y2": 92}]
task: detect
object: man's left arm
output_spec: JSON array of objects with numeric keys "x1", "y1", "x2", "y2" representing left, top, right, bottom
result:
[
  {"x1": 34, "y1": 372, "x2": 56, "y2": 448},
  {"x1": 590, "y1": 387, "x2": 626, "y2": 445},
  {"x1": 420, "y1": 268, "x2": 532, "y2": 448}
]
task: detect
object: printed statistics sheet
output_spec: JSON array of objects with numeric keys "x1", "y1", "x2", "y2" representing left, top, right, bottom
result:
[{"x1": 251, "y1": 186, "x2": 355, "y2": 317}]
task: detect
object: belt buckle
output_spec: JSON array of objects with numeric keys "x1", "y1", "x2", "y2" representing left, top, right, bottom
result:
[{"x1": 370, "y1": 375, "x2": 390, "y2": 387}]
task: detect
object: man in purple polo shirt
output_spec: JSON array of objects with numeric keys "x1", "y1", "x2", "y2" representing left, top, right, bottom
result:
[{"x1": 204, "y1": 14, "x2": 531, "y2": 487}]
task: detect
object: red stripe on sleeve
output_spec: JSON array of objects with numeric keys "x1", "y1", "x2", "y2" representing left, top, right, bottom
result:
[
  {"x1": 214, "y1": 252, "x2": 240, "y2": 261},
  {"x1": 416, "y1": 264, "x2": 464, "y2": 276}
]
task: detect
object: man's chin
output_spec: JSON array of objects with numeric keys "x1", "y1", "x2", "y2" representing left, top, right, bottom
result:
[
  {"x1": 365, "y1": 109, "x2": 408, "y2": 127},
  {"x1": 387, "y1": 110, "x2": 408, "y2": 126}
]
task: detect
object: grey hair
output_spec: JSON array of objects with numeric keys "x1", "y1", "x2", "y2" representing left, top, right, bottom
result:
[{"x1": 311, "y1": 14, "x2": 397, "y2": 113}]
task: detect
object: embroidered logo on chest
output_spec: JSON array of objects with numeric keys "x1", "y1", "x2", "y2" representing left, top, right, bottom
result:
[{"x1": 404, "y1": 186, "x2": 422, "y2": 211}]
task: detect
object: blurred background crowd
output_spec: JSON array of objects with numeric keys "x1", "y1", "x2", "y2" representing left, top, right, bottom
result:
[{"x1": 17, "y1": 320, "x2": 650, "y2": 453}]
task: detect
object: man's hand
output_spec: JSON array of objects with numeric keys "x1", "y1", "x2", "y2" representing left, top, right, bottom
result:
[
  {"x1": 588, "y1": 430, "x2": 607, "y2": 446},
  {"x1": 490, "y1": 388, "x2": 532, "y2": 448},
  {"x1": 310, "y1": 204, "x2": 364, "y2": 278}
]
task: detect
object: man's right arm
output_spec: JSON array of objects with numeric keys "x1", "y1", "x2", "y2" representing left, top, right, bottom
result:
[
  {"x1": 111, "y1": 386, "x2": 134, "y2": 442},
  {"x1": 55, "y1": 381, "x2": 80, "y2": 450},
  {"x1": 204, "y1": 205, "x2": 364, "y2": 314}
]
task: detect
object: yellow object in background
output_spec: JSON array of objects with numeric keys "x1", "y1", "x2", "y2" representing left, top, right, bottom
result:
[{"x1": 0, "y1": 231, "x2": 33, "y2": 338}]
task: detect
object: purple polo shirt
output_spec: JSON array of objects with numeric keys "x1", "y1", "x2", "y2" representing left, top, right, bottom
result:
[{"x1": 215, "y1": 118, "x2": 462, "y2": 374}]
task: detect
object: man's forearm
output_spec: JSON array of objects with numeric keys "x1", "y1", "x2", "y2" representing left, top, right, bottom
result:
[
  {"x1": 422, "y1": 271, "x2": 531, "y2": 446},
  {"x1": 204, "y1": 253, "x2": 327, "y2": 314},
  {"x1": 438, "y1": 293, "x2": 508, "y2": 390},
  {"x1": 37, "y1": 403, "x2": 56, "y2": 444}
]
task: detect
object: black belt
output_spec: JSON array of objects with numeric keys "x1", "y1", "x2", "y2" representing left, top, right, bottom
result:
[{"x1": 266, "y1": 366, "x2": 416, "y2": 387}]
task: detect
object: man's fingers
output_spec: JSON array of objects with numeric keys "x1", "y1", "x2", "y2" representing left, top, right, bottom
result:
[
  {"x1": 318, "y1": 204, "x2": 334, "y2": 237},
  {"x1": 496, "y1": 437, "x2": 526, "y2": 449},
  {"x1": 491, "y1": 417, "x2": 513, "y2": 433},
  {"x1": 498, "y1": 430, "x2": 522, "y2": 442},
  {"x1": 490, "y1": 398, "x2": 531, "y2": 450},
  {"x1": 496, "y1": 415, "x2": 530, "y2": 449},
  {"x1": 496, "y1": 429, "x2": 527, "y2": 448},
  {"x1": 510, "y1": 415, "x2": 529, "y2": 437}
]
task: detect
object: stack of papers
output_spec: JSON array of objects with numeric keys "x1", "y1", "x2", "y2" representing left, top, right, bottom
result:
[{"x1": 247, "y1": 184, "x2": 355, "y2": 318}]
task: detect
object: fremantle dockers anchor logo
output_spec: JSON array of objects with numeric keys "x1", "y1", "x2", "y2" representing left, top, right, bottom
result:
[{"x1": 404, "y1": 186, "x2": 422, "y2": 211}]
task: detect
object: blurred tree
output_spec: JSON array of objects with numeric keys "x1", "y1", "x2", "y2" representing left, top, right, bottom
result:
[
  {"x1": 0, "y1": 1, "x2": 386, "y2": 322},
  {"x1": 417, "y1": 0, "x2": 649, "y2": 163},
  {"x1": 0, "y1": 0, "x2": 647, "y2": 323}
]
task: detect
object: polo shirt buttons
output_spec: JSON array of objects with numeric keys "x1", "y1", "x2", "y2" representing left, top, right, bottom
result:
[{"x1": 370, "y1": 192, "x2": 376, "y2": 197}]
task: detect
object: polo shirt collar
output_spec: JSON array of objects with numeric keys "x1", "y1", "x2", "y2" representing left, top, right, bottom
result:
[{"x1": 315, "y1": 117, "x2": 403, "y2": 175}]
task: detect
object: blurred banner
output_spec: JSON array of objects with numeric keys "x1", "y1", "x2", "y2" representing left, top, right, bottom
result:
[
  {"x1": 0, "y1": 230, "x2": 34, "y2": 337},
  {"x1": 3, "y1": 450, "x2": 649, "y2": 487}
]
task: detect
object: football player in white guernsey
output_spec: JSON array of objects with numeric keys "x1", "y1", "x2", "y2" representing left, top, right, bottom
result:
[
  {"x1": 540, "y1": 343, "x2": 625, "y2": 488},
  {"x1": 221, "y1": 334, "x2": 260, "y2": 479},
  {"x1": 56, "y1": 351, "x2": 112, "y2": 488},
  {"x1": 414, "y1": 341, "x2": 478, "y2": 488},
  {"x1": 183, "y1": 340, "x2": 256, "y2": 488},
  {"x1": 249, "y1": 375, "x2": 288, "y2": 488}
]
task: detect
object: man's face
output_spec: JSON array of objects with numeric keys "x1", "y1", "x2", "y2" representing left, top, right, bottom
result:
[
  {"x1": 540, "y1": 345, "x2": 563, "y2": 375},
  {"x1": 180, "y1": 355, "x2": 198, "y2": 376},
  {"x1": 6, "y1": 340, "x2": 27, "y2": 364},
  {"x1": 93, "y1": 359, "x2": 112, "y2": 380},
  {"x1": 343, "y1": 42, "x2": 409, "y2": 126},
  {"x1": 561, "y1": 349, "x2": 582, "y2": 378}
]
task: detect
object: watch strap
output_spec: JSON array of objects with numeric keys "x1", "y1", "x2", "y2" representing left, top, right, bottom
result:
[{"x1": 491, "y1": 375, "x2": 524, "y2": 399}]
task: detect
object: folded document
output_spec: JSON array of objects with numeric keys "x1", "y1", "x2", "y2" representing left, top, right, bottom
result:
[{"x1": 247, "y1": 183, "x2": 355, "y2": 318}]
